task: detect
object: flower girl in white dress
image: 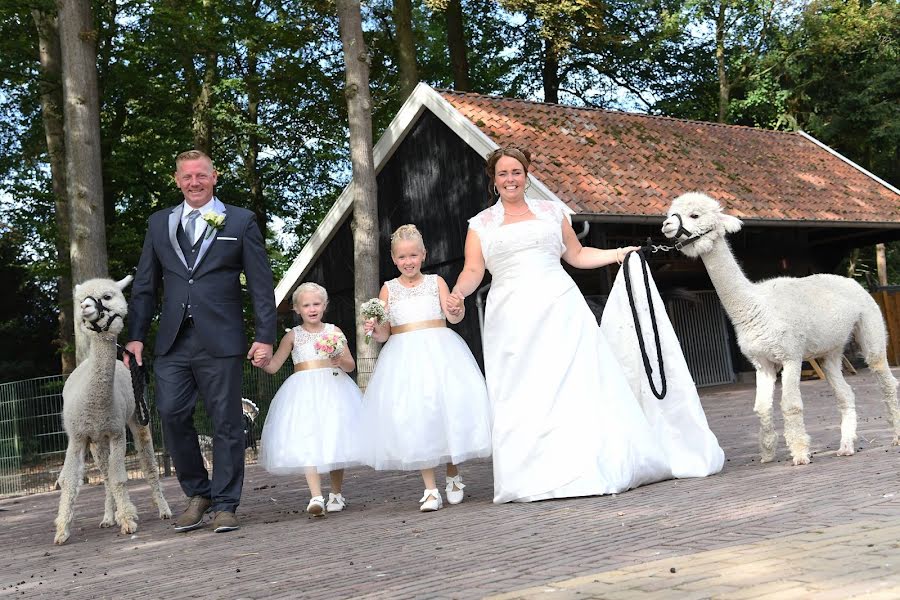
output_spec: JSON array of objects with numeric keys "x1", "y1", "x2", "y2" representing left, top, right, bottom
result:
[
  {"x1": 258, "y1": 283, "x2": 365, "y2": 516},
  {"x1": 363, "y1": 224, "x2": 492, "y2": 512}
]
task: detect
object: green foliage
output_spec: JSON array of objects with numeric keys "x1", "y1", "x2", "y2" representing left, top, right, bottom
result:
[{"x1": 780, "y1": 0, "x2": 900, "y2": 185}]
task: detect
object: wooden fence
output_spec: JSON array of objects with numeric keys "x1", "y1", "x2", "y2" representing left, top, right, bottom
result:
[{"x1": 872, "y1": 289, "x2": 900, "y2": 366}]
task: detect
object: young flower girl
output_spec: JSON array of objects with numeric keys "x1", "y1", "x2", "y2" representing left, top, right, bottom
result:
[
  {"x1": 363, "y1": 224, "x2": 492, "y2": 512},
  {"x1": 257, "y1": 282, "x2": 365, "y2": 516}
]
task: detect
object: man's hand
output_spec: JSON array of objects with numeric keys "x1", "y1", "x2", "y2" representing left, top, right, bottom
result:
[
  {"x1": 248, "y1": 342, "x2": 273, "y2": 367},
  {"x1": 123, "y1": 341, "x2": 144, "y2": 368}
]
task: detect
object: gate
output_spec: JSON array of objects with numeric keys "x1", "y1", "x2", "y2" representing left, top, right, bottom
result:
[{"x1": 667, "y1": 290, "x2": 736, "y2": 387}]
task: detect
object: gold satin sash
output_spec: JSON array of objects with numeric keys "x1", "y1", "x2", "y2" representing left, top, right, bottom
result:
[
  {"x1": 391, "y1": 319, "x2": 447, "y2": 335},
  {"x1": 294, "y1": 359, "x2": 333, "y2": 372}
]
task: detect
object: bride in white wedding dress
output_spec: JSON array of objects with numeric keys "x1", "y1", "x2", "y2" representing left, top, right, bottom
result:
[{"x1": 449, "y1": 146, "x2": 723, "y2": 503}]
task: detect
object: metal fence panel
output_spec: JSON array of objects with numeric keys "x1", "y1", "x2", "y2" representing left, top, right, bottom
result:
[{"x1": 667, "y1": 290, "x2": 736, "y2": 387}]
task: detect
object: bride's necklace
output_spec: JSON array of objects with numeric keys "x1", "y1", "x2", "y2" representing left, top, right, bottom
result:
[{"x1": 503, "y1": 203, "x2": 530, "y2": 217}]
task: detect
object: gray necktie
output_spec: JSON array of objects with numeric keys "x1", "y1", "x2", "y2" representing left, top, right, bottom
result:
[{"x1": 185, "y1": 209, "x2": 201, "y2": 244}]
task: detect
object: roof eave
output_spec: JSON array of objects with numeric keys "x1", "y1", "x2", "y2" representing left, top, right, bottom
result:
[{"x1": 574, "y1": 212, "x2": 900, "y2": 229}]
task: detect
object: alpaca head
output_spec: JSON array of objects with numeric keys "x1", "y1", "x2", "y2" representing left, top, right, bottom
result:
[
  {"x1": 73, "y1": 275, "x2": 133, "y2": 336},
  {"x1": 661, "y1": 192, "x2": 743, "y2": 257}
]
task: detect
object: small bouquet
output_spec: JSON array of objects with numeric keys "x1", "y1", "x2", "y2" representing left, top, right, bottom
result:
[
  {"x1": 314, "y1": 332, "x2": 345, "y2": 358},
  {"x1": 360, "y1": 298, "x2": 388, "y2": 344},
  {"x1": 314, "y1": 332, "x2": 346, "y2": 376}
]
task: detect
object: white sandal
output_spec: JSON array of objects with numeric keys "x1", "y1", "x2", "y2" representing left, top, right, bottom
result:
[
  {"x1": 419, "y1": 488, "x2": 443, "y2": 512},
  {"x1": 445, "y1": 475, "x2": 465, "y2": 505},
  {"x1": 306, "y1": 496, "x2": 325, "y2": 516},
  {"x1": 326, "y1": 493, "x2": 346, "y2": 513}
]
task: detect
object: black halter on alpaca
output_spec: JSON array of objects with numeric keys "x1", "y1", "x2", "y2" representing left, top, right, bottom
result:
[
  {"x1": 641, "y1": 214, "x2": 715, "y2": 255},
  {"x1": 83, "y1": 295, "x2": 124, "y2": 333},
  {"x1": 622, "y1": 250, "x2": 667, "y2": 400}
]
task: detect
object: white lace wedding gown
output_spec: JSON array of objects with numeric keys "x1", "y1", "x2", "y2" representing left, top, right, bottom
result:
[{"x1": 471, "y1": 198, "x2": 721, "y2": 504}]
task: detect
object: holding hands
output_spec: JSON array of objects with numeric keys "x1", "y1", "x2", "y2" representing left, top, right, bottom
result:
[
  {"x1": 446, "y1": 291, "x2": 466, "y2": 318},
  {"x1": 248, "y1": 342, "x2": 273, "y2": 368}
]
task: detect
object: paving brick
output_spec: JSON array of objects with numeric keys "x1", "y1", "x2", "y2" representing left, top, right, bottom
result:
[{"x1": 3, "y1": 369, "x2": 900, "y2": 599}]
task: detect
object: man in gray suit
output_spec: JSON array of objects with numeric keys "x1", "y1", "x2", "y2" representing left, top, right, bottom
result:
[{"x1": 125, "y1": 150, "x2": 276, "y2": 533}]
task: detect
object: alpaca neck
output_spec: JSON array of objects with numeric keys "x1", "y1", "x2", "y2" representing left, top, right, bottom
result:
[
  {"x1": 85, "y1": 333, "x2": 118, "y2": 399},
  {"x1": 700, "y1": 238, "x2": 765, "y2": 325}
]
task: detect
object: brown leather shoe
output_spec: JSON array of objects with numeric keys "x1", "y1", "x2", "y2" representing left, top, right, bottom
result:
[
  {"x1": 211, "y1": 510, "x2": 240, "y2": 533},
  {"x1": 173, "y1": 496, "x2": 211, "y2": 532}
]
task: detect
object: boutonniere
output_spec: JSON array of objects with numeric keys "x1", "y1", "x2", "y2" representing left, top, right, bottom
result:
[{"x1": 202, "y1": 211, "x2": 226, "y2": 239}]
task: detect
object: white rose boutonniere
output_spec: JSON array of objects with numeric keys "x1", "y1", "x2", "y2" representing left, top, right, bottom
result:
[{"x1": 202, "y1": 211, "x2": 226, "y2": 239}]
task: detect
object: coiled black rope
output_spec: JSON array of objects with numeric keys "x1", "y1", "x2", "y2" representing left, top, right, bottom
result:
[
  {"x1": 622, "y1": 250, "x2": 667, "y2": 400},
  {"x1": 118, "y1": 345, "x2": 151, "y2": 426}
]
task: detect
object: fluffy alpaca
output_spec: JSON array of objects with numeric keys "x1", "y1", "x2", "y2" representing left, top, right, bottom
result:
[
  {"x1": 54, "y1": 276, "x2": 171, "y2": 545},
  {"x1": 662, "y1": 192, "x2": 900, "y2": 465}
]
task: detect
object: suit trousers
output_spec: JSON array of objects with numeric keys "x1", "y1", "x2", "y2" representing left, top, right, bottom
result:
[{"x1": 154, "y1": 323, "x2": 244, "y2": 512}]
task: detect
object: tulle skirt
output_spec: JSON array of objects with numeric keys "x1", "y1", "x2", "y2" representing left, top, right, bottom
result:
[
  {"x1": 363, "y1": 327, "x2": 492, "y2": 470},
  {"x1": 258, "y1": 368, "x2": 366, "y2": 474}
]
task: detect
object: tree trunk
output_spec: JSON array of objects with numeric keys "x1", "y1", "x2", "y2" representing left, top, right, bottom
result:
[
  {"x1": 542, "y1": 37, "x2": 559, "y2": 104},
  {"x1": 190, "y1": 0, "x2": 218, "y2": 154},
  {"x1": 445, "y1": 0, "x2": 471, "y2": 92},
  {"x1": 244, "y1": 47, "x2": 266, "y2": 237},
  {"x1": 337, "y1": 0, "x2": 380, "y2": 389},
  {"x1": 33, "y1": 8, "x2": 76, "y2": 374},
  {"x1": 876, "y1": 243, "x2": 888, "y2": 286},
  {"x1": 393, "y1": 0, "x2": 418, "y2": 99},
  {"x1": 192, "y1": 49, "x2": 217, "y2": 154},
  {"x1": 58, "y1": 0, "x2": 109, "y2": 364},
  {"x1": 715, "y1": 1, "x2": 729, "y2": 123}
]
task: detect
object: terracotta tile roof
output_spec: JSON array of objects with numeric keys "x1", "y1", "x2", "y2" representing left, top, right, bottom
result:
[{"x1": 439, "y1": 90, "x2": 900, "y2": 224}]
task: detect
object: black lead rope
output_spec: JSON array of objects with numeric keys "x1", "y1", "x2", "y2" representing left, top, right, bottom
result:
[
  {"x1": 118, "y1": 345, "x2": 151, "y2": 426},
  {"x1": 622, "y1": 250, "x2": 667, "y2": 400}
]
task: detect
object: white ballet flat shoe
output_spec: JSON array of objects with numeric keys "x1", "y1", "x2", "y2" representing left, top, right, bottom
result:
[
  {"x1": 326, "y1": 493, "x2": 346, "y2": 513},
  {"x1": 419, "y1": 489, "x2": 443, "y2": 512},
  {"x1": 306, "y1": 496, "x2": 325, "y2": 516},
  {"x1": 445, "y1": 475, "x2": 465, "y2": 505}
]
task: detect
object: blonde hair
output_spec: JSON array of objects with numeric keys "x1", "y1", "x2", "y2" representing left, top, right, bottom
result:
[
  {"x1": 175, "y1": 150, "x2": 215, "y2": 171},
  {"x1": 292, "y1": 282, "x2": 328, "y2": 308},
  {"x1": 390, "y1": 224, "x2": 426, "y2": 255}
]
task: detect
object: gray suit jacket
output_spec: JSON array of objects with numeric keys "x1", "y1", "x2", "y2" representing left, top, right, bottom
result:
[{"x1": 129, "y1": 198, "x2": 277, "y2": 357}]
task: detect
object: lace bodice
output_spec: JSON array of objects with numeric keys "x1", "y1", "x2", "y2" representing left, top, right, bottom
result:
[
  {"x1": 291, "y1": 323, "x2": 338, "y2": 363},
  {"x1": 468, "y1": 197, "x2": 571, "y2": 259},
  {"x1": 386, "y1": 275, "x2": 444, "y2": 326}
]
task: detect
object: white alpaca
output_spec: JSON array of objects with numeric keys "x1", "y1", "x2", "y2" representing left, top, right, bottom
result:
[
  {"x1": 662, "y1": 192, "x2": 900, "y2": 465},
  {"x1": 54, "y1": 276, "x2": 171, "y2": 545}
]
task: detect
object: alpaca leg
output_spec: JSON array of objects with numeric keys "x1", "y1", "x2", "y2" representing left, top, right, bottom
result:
[
  {"x1": 867, "y1": 357, "x2": 900, "y2": 446},
  {"x1": 90, "y1": 441, "x2": 117, "y2": 527},
  {"x1": 753, "y1": 361, "x2": 778, "y2": 462},
  {"x1": 780, "y1": 360, "x2": 811, "y2": 465},
  {"x1": 54, "y1": 438, "x2": 87, "y2": 545},
  {"x1": 107, "y1": 434, "x2": 139, "y2": 535},
  {"x1": 129, "y1": 420, "x2": 172, "y2": 519},
  {"x1": 820, "y1": 353, "x2": 858, "y2": 456}
]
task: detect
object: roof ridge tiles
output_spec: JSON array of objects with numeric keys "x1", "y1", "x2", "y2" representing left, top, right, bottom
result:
[{"x1": 436, "y1": 88, "x2": 800, "y2": 137}]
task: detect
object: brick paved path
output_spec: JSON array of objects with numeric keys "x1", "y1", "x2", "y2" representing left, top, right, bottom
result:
[{"x1": 2, "y1": 369, "x2": 898, "y2": 599}]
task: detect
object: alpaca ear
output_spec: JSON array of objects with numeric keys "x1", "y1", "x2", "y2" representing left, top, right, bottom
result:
[
  {"x1": 721, "y1": 214, "x2": 743, "y2": 233},
  {"x1": 115, "y1": 275, "x2": 134, "y2": 290},
  {"x1": 73, "y1": 284, "x2": 82, "y2": 298}
]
